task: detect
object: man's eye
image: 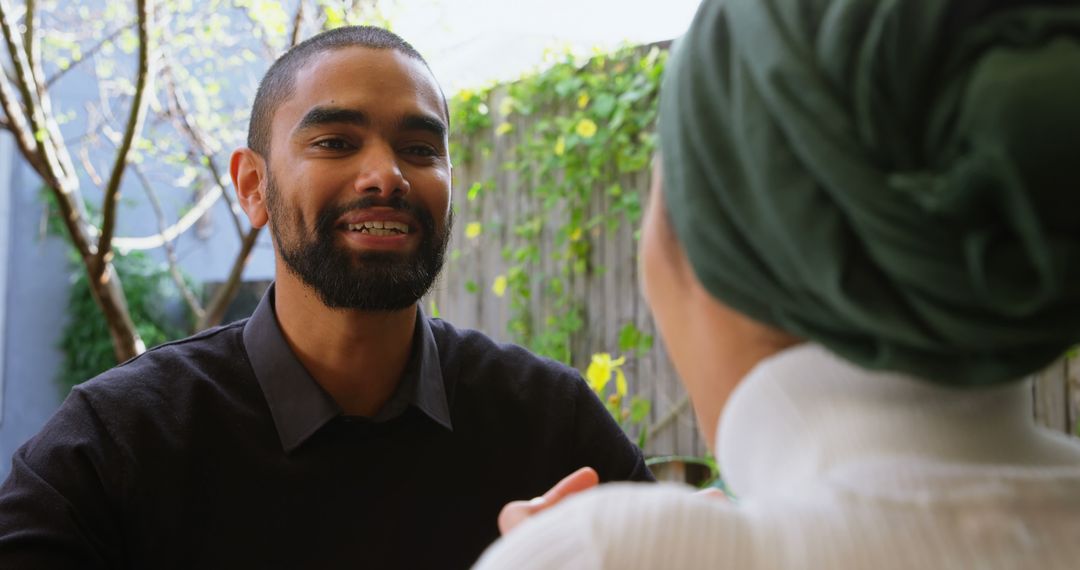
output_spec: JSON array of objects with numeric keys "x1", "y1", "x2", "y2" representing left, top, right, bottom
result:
[
  {"x1": 314, "y1": 138, "x2": 352, "y2": 151},
  {"x1": 402, "y1": 145, "x2": 438, "y2": 157}
]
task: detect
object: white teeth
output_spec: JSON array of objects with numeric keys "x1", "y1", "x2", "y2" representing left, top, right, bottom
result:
[{"x1": 345, "y1": 221, "x2": 410, "y2": 234}]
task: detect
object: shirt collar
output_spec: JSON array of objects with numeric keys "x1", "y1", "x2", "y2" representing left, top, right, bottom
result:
[{"x1": 243, "y1": 283, "x2": 453, "y2": 453}]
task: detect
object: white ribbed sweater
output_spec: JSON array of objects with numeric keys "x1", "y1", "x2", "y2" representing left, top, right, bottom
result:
[{"x1": 475, "y1": 345, "x2": 1080, "y2": 569}]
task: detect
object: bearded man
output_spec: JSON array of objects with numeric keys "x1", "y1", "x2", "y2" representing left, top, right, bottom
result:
[{"x1": 0, "y1": 26, "x2": 652, "y2": 570}]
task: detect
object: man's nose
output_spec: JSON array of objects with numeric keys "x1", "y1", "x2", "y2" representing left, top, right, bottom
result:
[{"x1": 353, "y1": 143, "x2": 410, "y2": 197}]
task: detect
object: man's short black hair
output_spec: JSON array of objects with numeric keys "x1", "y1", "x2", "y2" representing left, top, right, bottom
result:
[{"x1": 247, "y1": 26, "x2": 439, "y2": 159}]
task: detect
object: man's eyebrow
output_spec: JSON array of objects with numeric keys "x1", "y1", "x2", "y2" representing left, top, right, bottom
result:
[
  {"x1": 293, "y1": 106, "x2": 368, "y2": 134},
  {"x1": 399, "y1": 114, "x2": 447, "y2": 140}
]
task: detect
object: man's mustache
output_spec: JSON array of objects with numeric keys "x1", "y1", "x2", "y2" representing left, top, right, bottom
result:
[{"x1": 315, "y1": 196, "x2": 432, "y2": 235}]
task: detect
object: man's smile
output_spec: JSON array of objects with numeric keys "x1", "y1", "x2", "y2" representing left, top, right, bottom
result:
[
  {"x1": 344, "y1": 220, "x2": 410, "y2": 236},
  {"x1": 333, "y1": 206, "x2": 420, "y2": 249}
]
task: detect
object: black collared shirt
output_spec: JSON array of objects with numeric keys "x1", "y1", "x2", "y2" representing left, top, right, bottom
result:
[
  {"x1": 0, "y1": 285, "x2": 653, "y2": 570},
  {"x1": 244, "y1": 285, "x2": 454, "y2": 451}
]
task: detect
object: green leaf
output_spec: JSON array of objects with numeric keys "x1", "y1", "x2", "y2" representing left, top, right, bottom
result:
[
  {"x1": 118, "y1": 29, "x2": 138, "y2": 54},
  {"x1": 617, "y1": 324, "x2": 637, "y2": 353},
  {"x1": 592, "y1": 93, "x2": 617, "y2": 119},
  {"x1": 629, "y1": 397, "x2": 651, "y2": 423}
]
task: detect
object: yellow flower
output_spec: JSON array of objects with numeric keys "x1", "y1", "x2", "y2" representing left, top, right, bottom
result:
[
  {"x1": 458, "y1": 89, "x2": 474, "y2": 102},
  {"x1": 465, "y1": 222, "x2": 483, "y2": 239},
  {"x1": 495, "y1": 122, "x2": 513, "y2": 136},
  {"x1": 569, "y1": 227, "x2": 583, "y2": 242},
  {"x1": 575, "y1": 118, "x2": 598, "y2": 139},
  {"x1": 499, "y1": 96, "x2": 516, "y2": 116},
  {"x1": 577, "y1": 93, "x2": 590, "y2": 109},
  {"x1": 492, "y1": 275, "x2": 508, "y2": 297},
  {"x1": 586, "y1": 353, "x2": 626, "y2": 394},
  {"x1": 554, "y1": 136, "x2": 566, "y2": 156}
]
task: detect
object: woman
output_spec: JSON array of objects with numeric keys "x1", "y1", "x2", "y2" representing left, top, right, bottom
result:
[{"x1": 476, "y1": 0, "x2": 1080, "y2": 567}]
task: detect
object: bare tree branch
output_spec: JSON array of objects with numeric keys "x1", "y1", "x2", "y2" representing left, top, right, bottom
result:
[
  {"x1": 0, "y1": 0, "x2": 93, "y2": 259},
  {"x1": 103, "y1": 185, "x2": 226, "y2": 250},
  {"x1": 161, "y1": 61, "x2": 245, "y2": 238},
  {"x1": 46, "y1": 21, "x2": 134, "y2": 88},
  {"x1": 290, "y1": 1, "x2": 304, "y2": 47},
  {"x1": 199, "y1": 225, "x2": 261, "y2": 330},
  {"x1": 78, "y1": 144, "x2": 104, "y2": 187},
  {"x1": 23, "y1": 0, "x2": 80, "y2": 186},
  {"x1": 131, "y1": 163, "x2": 207, "y2": 321},
  {"x1": 94, "y1": 0, "x2": 154, "y2": 273},
  {"x1": 93, "y1": 117, "x2": 228, "y2": 252},
  {"x1": 0, "y1": 74, "x2": 39, "y2": 168},
  {"x1": 0, "y1": 0, "x2": 76, "y2": 192},
  {"x1": 22, "y1": 0, "x2": 33, "y2": 72}
]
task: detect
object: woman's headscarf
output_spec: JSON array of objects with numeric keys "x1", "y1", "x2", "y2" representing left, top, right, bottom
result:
[{"x1": 660, "y1": 0, "x2": 1080, "y2": 385}]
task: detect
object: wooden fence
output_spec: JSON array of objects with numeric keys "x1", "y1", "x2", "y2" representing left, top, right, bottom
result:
[
  {"x1": 426, "y1": 77, "x2": 703, "y2": 457},
  {"x1": 426, "y1": 72, "x2": 1080, "y2": 460},
  {"x1": 1033, "y1": 355, "x2": 1080, "y2": 438}
]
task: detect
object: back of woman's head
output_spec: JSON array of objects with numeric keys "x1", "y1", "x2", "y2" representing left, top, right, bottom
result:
[{"x1": 659, "y1": 0, "x2": 1080, "y2": 385}]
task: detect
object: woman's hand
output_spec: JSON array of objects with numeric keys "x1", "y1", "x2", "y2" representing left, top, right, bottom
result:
[{"x1": 497, "y1": 466, "x2": 600, "y2": 535}]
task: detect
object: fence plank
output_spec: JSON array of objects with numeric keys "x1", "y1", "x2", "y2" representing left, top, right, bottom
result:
[
  {"x1": 1068, "y1": 354, "x2": 1080, "y2": 438},
  {"x1": 1033, "y1": 358, "x2": 1069, "y2": 433}
]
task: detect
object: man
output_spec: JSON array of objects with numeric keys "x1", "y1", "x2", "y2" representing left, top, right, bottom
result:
[{"x1": 0, "y1": 26, "x2": 651, "y2": 569}]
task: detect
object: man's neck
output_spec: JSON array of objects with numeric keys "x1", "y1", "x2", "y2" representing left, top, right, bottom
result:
[{"x1": 272, "y1": 272, "x2": 417, "y2": 417}]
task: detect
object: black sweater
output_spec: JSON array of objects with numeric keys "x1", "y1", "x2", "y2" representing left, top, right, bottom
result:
[{"x1": 0, "y1": 297, "x2": 652, "y2": 569}]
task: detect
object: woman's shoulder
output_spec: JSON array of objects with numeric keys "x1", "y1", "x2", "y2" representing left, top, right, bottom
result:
[
  {"x1": 476, "y1": 483, "x2": 746, "y2": 570},
  {"x1": 477, "y1": 474, "x2": 1080, "y2": 569}
]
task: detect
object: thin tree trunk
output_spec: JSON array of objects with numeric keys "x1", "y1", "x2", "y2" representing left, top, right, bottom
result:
[
  {"x1": 1, "y1": 0, "x2": 153, "y2": 363},
  {"x1": 199, "y1": 226, "x2": 261, "y2": 330},
  {"x1": 84, "y1": 261, "x2": 145, "y2": 361}
]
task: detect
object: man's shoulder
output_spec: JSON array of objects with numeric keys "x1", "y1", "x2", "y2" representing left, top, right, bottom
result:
[{"x1": 75, "y1": 319, "x2": 250, "y2": 407}]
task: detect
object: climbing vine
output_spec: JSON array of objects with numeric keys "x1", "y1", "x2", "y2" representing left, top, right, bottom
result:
[
  {"x1": 445, "y1": 44, "x2": 668, "y2": 448},
  {"x1": 449, "y1": 44, "x2": 666, "y2": 365}
]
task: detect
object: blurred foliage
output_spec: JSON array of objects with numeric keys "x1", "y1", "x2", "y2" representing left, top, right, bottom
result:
[
  {"x1": 447, "y1": 45, "x2": 667, "y2": 450},
  {"x1": 449, "y1": 44, "x2": 666, "y2": 364}
]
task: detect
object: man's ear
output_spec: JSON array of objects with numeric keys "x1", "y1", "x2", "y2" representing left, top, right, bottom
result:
[{"x1": 231, "y1": 147, "x2": 269, "y2": 228}]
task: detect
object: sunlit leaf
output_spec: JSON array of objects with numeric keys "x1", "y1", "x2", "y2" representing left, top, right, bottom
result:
[
  {"x1": 629, "y1": 397, "x2": 651, "y2": 423},
  {"x1": 492, "y1": 275, "x2": 508, "y2": 298},
  {"x1": 465, "y1": 222, "x2": 483, "y2": 239}
]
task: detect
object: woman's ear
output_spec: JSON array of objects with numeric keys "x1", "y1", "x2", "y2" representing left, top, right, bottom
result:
[{"x1": 231, "y1": 148, "x2": 269, "y2": 228}]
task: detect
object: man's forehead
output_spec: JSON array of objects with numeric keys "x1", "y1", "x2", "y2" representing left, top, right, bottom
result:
[{"x1": 285, "y1": 46, "x2": 445, "y2": 119}]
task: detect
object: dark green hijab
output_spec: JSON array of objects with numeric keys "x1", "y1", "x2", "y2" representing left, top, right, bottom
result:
[{"x1": 660, "y1": 0, "x2": 1080, "y2": 385}]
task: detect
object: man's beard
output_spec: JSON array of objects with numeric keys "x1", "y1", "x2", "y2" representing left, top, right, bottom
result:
[{"x1": 265, "y1": 176, "x2": 451, "y2": 311}]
